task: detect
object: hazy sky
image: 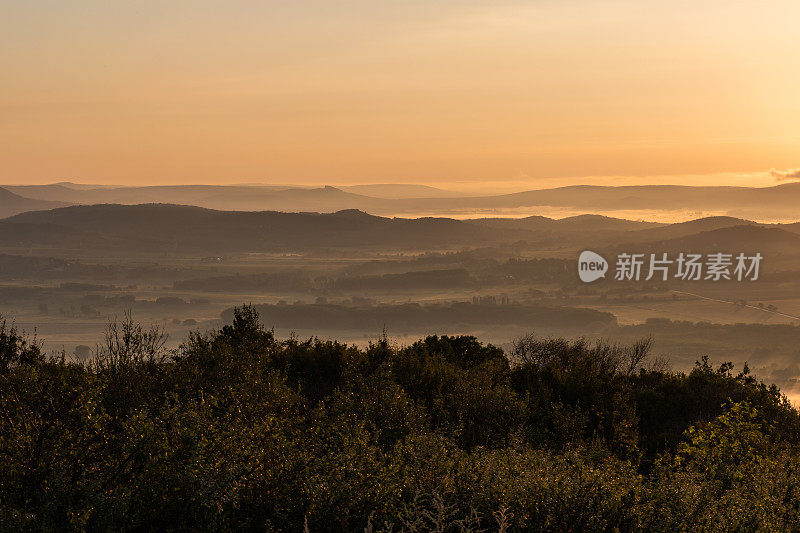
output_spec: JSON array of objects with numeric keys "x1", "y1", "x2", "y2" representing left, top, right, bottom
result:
[{"x1": 2, "y1": 0, "x2": 799, "y2": 190}]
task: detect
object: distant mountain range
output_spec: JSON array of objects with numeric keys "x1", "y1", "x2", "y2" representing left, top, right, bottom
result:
[
  {"x1": 2, "y1": 202, "x2": 800, "y2": 259},
  {"x1": 633, "y1": 225, "x2": 800, "y2": 257},
  {"x1": 467, "y1": 214, "x2": 663, "y2": 233},
  {"x1": 3, "y1": 181, "x2": 800, "y2": 218},
  {"x1": 0, "y1": 187, "x2": 69, "y2": 219},
  {"x1": 0, "y1": 204, "x2": 527, "y2": 253},
  {"x1": 337, "y1": 184, "x2": 466, "y2": 198}
]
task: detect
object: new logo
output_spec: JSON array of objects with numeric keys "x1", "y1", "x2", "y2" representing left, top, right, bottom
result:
[{"x1": 578, "y1": 250, "x2": 608, "y2": 282}]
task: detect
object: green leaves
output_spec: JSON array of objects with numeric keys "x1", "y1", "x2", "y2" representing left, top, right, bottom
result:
[
  {"x1": 3, "y1": 309, "x2": 800, "y2": 530},
  {"x1": 675, "y1": 401, "x2": 775, "y2": 486}
]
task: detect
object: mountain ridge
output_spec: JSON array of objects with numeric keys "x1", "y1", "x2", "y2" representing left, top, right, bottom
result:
[
  {"x1": 5, "y1": 182, "x2": 800, "y2": 218},
  {"x1": 2, "y1": 202, "x2": 794, "y2": 258},
  {"x1": 0, "y1": 187, "x2": 71, "y2": 219}
]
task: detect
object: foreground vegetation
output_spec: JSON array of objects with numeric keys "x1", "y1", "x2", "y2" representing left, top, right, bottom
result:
[{"x1": 2, "y1": 308, "x2": 800, "y2": 531}]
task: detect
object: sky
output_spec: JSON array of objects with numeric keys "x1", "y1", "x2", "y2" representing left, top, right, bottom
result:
[{"x1": 1, "y1": 0, "x2": 799, "y2": 191}]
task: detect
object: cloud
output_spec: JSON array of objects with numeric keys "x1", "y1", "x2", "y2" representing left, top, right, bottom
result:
[{"x1": 770, "y1": 168, "x2": 800, "y2": 181}]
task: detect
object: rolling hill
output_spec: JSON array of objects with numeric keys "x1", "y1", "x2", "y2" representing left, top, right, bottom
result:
[
  {"x1": 0, "y1": 202, "x2": 796, "y2": 259},
  {"x1": 0, "y1": 187, "x2": 70, "y2": 218},
  {"x1": 651, "y1": 225, "x2": 800, "y2": 256},
  {"x1": 6, "y1": 182, "x2": 800, "y2": 220},
  {"x1": 624, "y1": 216, "x2": 759, "y2": 242},
  {"x1": 337, "y1": 184, "x2": 466, "y2": 198},
  {"x1": 467, "y1": 214, "x2": 662, "y2": 233},
  {"x1": 0, "y1": 204, "x2": 532, "y2": 253},
  {"x1": 4, "y1": 184, "x2": 382, "y2": 212}
]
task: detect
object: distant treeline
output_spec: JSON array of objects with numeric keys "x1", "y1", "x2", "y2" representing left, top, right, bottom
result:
[
  {"x1": 220, "y1": 301, "x2": 616, "y2": 332},
  {"x1": 174, "y1": 272, "x2": 313, "y2": 292},
  {"x1": 175, "y1": 269, "x2": 475, "y2": 293},
  {"x1": 615, "y1": 318, "x2": 800, "y2": 384},
  {"x1": 174, "y1": 259, "x2": 578, "y2": 293},
  {"x1": 2, "y1": 307, "x2": 800, "y2": 530},
  {"x1": 486, "y1": 257, "x2": 574, "y2": 283},
  {"x1": 342, "y1": 255, "x2": 576, "y2": 284},
  {"x1": 0, "y1": 253, "x2": 181, "y2": 283},
  {"x1": 329, "y1": 268, "x2": 474, "y2": 290}
]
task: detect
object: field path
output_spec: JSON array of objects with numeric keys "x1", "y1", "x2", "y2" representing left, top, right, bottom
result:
[{"x1": 672, "y1": 290, "x2": 800, "y2": 322}]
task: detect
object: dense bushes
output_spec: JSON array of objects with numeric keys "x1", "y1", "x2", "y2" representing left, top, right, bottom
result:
[{"x1": 1, "y1": 307, "x2": 799, "y2": 531}]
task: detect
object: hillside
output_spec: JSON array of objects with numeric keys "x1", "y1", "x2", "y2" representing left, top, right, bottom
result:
[
  {"x1": 8, "y1": 182, "x2": 800, "y2": 218},
  {"x1": 474, "y1": 183, "x2": 800, "y2": 212},
  {"x1": 468, "y1": 214, "x2": 662, "y2": 233},
  {"x1": 3, "y1": 184, "x2": 380, "y2": 212},
  {"x1": 3, "y1": 203, "x2": 796, "y2": 257},
  {"x1": 0, "y1": 204, "x2": 531, "y2": 253},
  {"x1": 337, "y1": 183, "x2": 465, "y2": 198},
  {"x1": 625, "y1": 216, "x2": 759, "y2": 242},
  {"x1": 653, "y1": 225, "x2": 800, "y2": 255},
  {"x1": 0, "y1": 187, "x2": 70, "y2": 218}
]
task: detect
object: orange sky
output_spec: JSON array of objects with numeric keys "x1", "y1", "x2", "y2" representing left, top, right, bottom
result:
[{"x1": 2, "y1": 0, "x2": 799, "y2": 191}]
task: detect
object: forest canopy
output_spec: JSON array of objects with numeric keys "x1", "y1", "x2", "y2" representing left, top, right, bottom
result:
[{"x1": 1, "y1": 307, "x2": 799, "y2": 531}]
